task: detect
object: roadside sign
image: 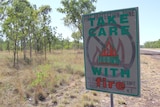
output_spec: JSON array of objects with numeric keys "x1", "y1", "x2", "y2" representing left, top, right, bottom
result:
[{"x1": 82, "y1": 7, "x2": 140, "y2": 96}]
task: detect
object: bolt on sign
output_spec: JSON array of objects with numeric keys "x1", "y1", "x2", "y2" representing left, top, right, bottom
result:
[{"x1": 82, "y1": 7, "x2": 140, "y2": 96}]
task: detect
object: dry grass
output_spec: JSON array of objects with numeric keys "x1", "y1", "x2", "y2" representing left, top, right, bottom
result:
[
  {"x1": 0, "y1": 50, "x2": 84, "y2": 106},
  {"x1": 112, "y1": 55, "x2": 160, "y2": 107},
  {"x1": 0, "y1": 50, "x2": 160, "y2": 107}
]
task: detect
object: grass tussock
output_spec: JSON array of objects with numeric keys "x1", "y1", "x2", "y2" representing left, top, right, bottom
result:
[{"x1": 0, "y1": 50, "x2": 84, "y2": 106}]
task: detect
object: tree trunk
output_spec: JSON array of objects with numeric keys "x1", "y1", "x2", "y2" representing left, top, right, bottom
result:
[
  {"x1": 78, "y1": 40, "x2": 79, "y2": 49},
  {"x1": 21, "y1": 29, "x2": 27, "y2": 60},
  {"x1": 16, "y1": 41, "x2": 19, "y2": 67},
  {"x1": 29, "y1": 35, "x2": 32, "y2": 60},
  {"x1": 20, "y1": 39, "x2": 23, "y2": 52},
  {"x1": 40, "y1": 40, "x2": 43, "y2": 53},
  {"x1": 36, "y1": 39, "x2": 39, "y2": 53},
  {"x1": 7, "y1": 41, "x2": 10, "y2": 53},
  {"x1": 34, "y1": 39, "x2": 37, "y2": 55},
  {"x1": 49, "y1": 42, "x2": 51, "y2": 53},
  {"x1": 23, "y1": 38, "x2": 26, "y2": 60},
  {"x1": 13, "y1": 41, "x2": 16, "y2": 67},
  {"x1": 44, "y1": 38, "x2": 47, "y2": 60}
]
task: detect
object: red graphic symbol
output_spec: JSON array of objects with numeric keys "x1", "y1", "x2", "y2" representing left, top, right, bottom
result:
[
  {"x1": 100, "y1": 40, "x2": 117, "y2": 56},
  {"x1": 93, "y1": 37, "x2": 125, "y2": 66}
]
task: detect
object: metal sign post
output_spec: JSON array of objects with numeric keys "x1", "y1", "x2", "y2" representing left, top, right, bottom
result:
[{"x1": 110, "y1": 94, "x2": 114, "y2": 107}]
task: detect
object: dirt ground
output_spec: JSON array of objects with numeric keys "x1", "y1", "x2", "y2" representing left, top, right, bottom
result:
[
  {"x1": 25, "y1": 55, "x2": 160, "y2": 107},
  {"x1": 0, "y1": 52, "x2": 160, "y2": 107}
]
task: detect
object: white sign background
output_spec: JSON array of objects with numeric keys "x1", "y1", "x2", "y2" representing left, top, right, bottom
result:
[{"x1": 82, "y1": 7, "x2": 140, "y2": 96}]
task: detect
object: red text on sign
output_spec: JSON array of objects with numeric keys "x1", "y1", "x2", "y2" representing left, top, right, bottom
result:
[{"x1": 96, "y1": 77, "x2": 125, "y2": 90}]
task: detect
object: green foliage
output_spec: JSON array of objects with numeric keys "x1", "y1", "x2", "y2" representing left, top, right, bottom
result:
[
  {"x1": 71, "y1": 31, "x2": 81, "y2": 41},
  {"x1": 31, "y1": 64, "x2": 51, "y2": 87},
  {"x1": 31, "y1": 71, "x2": 48, "y2": 87},
  {"x1": 144, "y1": 39, "x2": 160, "y2": 48},
  {"x1": 0, "y1": 0, "x2": 12, "y2": 22},
  {"x1": 0, "y1": 0, "x2": 57, "y2": 66},
  {"x1": 0, "y1": 0, "x2": 86, "y2": 67},
  {"x1": 57, "y1": 0, "x2": 96, "y2": 35},
  {"x1": 71, "y1": 31, "x2": 82, "y2": 49}
]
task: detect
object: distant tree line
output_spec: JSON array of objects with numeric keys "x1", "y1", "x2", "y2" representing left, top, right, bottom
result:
[
  {"x1": 0, "y1": 35, "x2": 83, "y2": 51},
  {"x1": 144, "y1": 39, "x2": 160, "y2": 48}
]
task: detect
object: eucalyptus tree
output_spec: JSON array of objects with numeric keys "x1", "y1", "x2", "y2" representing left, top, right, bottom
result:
[
  {"x1": 57, "y1": 0, "x2": 96, "y2": 36},
  {"x1": 2, "y1": 0, "x2": 35, "y2": 66},
  {"x1": 27, "y1": 5, "x2": 39, "y2": 60},
  {"x1": 38, "y1": 5, "x2": 52, "y2": 59},
  {"x1": 57, "y1": 33, "x2": 63, "y2": 49},
  {"x1": 71, "y1": 31, "x2": 81, "y2": 49},
  {"x1": 1, "y1": 0, "x2": 55, "y2": 65},
  {"x1": 15, "y1": 0, "x2": 35, "y2": 61},
  {"x1": 63, "y1": 37, "x2": 70, "y2": 49},
  {"x1": 45, "y1": 26, "x2": 55, "y2": 53},
  {"x1": 51, "y1": 26, "x2": 57, "y2": 50},
  {"x1": 2, "y1": 12, "x2": 20, "y2": 67}
]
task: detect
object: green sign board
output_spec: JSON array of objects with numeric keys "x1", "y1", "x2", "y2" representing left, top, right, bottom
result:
[{"x1": 82, "y1": 7, "x2": 140, "y2": 96}]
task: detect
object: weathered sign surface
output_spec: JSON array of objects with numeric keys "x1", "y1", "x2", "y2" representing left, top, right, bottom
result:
[{"x1": 82, "y1": 7, "x2": 140, "y2": 96}]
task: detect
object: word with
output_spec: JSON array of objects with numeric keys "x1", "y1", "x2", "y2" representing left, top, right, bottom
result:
[{"x1": 92, "y1": 66, "x2": 130, "y2": 78}]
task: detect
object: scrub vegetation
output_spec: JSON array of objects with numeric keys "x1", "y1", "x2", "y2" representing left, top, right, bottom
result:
[{"x1": 0, "y1": 50, "x2": 160, "y2": 107}]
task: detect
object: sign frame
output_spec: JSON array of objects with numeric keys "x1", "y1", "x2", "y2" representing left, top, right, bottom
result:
[{"x1": 82, "y1": 7, "x2": 140, "y2": 97}]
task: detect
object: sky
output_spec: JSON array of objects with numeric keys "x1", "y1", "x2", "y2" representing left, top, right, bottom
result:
[{"x1": 29, "y1": 0, "x2": 160, "y2": 45}]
